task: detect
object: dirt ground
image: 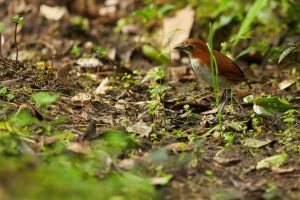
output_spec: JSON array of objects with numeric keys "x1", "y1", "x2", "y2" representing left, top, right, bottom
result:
[{"x1": 0, "y1": 1, "x2": 300, "y2": 200}]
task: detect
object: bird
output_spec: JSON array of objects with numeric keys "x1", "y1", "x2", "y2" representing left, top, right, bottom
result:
[{"x1": 175, "y1": 38, "x2": 248, "y2": 114}]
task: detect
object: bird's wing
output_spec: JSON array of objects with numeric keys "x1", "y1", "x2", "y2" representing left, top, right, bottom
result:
[{"x1": 213, "y1": 50, "x2": 246, "y2": 82}]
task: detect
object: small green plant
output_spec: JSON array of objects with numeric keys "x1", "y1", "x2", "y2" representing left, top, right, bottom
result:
[
  {"x1": 0, "y1": 23, "x2": 4, "y2": 59},
  {"x1": 0, "y1": 87, "x2": 15, "y2": 101},
  {"x1": 223, "y1": 132, "x2": 235, "y2": 148},
  {"x1": 121, "y1": 70, "x2": 141, "y2": 88},
  {"x1": 69, "y1": 16, "x2": 89, "y2": 31},
  {"x1": 221, "y1": 0, "x2": 268, "y2": 56},
  {"x1": 93, "y1": 45, "x2": 108, "y2": 59},
  {"x1": 145, "y1": 66, "x2": 170, "y2": 123},
  {"x1": 132, "y1": 3, "x2": 174, "y2": 24},
  {"x1": 71, "y1": 44, "x2": 80, "y2": 57},
  {"x1": 12, "y1": 15, "x2": 24, "y2": 64},
  {"x1": 282, "y1": 109, "x2": 296, "y2": 125}
]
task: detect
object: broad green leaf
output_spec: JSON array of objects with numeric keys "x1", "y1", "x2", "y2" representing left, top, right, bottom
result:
[
  {"x1": 256, "y1": 153, "x2": 287, "y2": 169},
  {"x1": 32, "y1": 92, "x2": 61, "y2": 107},
  {"x1": 253, "y1": 97, "x2": 293, "y2": 116}
]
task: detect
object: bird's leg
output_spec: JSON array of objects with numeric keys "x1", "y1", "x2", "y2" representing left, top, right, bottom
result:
[
  {"x1": 232, "y1": 94, "x2": 243, "y2": 111},
  {"x1": 219, "y1": 89, "x2": 230, "y2": 114},
  {"x1": 209, "y1": 89, "x2": 229, "y2": 123},
  {"x1": 218, "y1": 89, "x2": 227, "y2": 103}
]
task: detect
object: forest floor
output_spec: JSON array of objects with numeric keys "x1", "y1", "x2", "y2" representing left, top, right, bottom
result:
[{"x1": 0, "y1": 1, "x2": 300, "y2": 200}]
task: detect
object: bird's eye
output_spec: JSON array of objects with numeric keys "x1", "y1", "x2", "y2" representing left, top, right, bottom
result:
[{"x1": 188, "y1": 45, "x2": 195, "y2": 50}]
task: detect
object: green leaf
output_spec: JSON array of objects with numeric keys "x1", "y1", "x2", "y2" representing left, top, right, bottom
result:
[
  {"x1": 253, "y1": 97, "x2": 293, "y2": 116},
  {"x1": 8, "y1": 110, "x2": 37, "y2": 127},
  {"x1": 12, "y1": 15, "x2": 24, "y2": 25},
  {"x1": 0, "y1": 23, "x2": 5, "y2": 33},
  {"x1": 278, "y1": 46, "x2": 296, "y2": 64},
  {"x1": 243, "y1": 95, "x2": 254, "y2": 104},
  {"x1": 93, "y1": 45, "x2": 108, "y2": 58},
  {"x1": 133, "y1": 4, "x2": 157, "y2": 23},
  {"x1": 71, "y1": 44, "x2": 80, "y2": 57},
  {"x1": 6, "y1": 93, "x2": 15, "y2": 101},
  {"x1": 157, "y1": 4, "x2": 175, "y2": 18},
  {"x1": 32, "y1": 92, "x2": 61, "y2": 107},
  {"x1": 232, "y1": 0, "x2": 268, "y2": 50},
  {"x1": 256, "y1": 153, "x2": 287, "y2": 169},
  {"x1": 0, "y1": 87, "x2": 8, "y2": 95},
  {"x1": 142, "y1": 44, "x2": 170, "y2": 65}
]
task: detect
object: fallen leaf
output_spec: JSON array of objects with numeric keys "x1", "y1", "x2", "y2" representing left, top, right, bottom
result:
[
  {"x1": 10, "y1": 50, "x2": 39, "y2": 61},
  {"x1": 150, "y1": 175, "x2": 173, "y2": 186},
  {"x1": 67, "y1": 141, "x2": 91, "y2": 154},
  {"x1": 213, "y1": 156, "x2": 241, "y2": 166},
  {"x1": 71, "y1": 92, "x2": 92, "y2": 102},
  {"x1": 82, "y1": 120, "x2": 97, "y2": 140},
  {"x1": 161, "y1": 5, "x2": 195, "y2": 49},
  {"x1": 256, "y1": 153, "x2": 287, "y2": 170},
  {"x1": 56, "y1": 63, "x2": 74, "y2": 86},
  {"x1": 243, "y1": 138, "x2": 272, "y2": 148},
  {"x1": 77, "y1": 57, "x2": 102, "y2": 68},
  {"x1": 94, "y1": 77, "x2": 109, "y2": 95},
  {"x1": 278, "y1": 79, "x2": 296, "y2": 90},
  {"x1": 0, "y1": 77, "x2": 25, "y2": 87},
  {"x1": 271, "y1": 167, "x2": 297, "y2": 174},
  {"x1": 40, "y1": 4, "x2": 67, "y2": 21},
  {"x1": 126, "y1": 120, "x2": 152, "y2": 138},
  {"x1": 165, "y1": 142, "x2": 192, "y2": 152}
]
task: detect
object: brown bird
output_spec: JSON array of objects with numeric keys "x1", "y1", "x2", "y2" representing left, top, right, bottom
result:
[{"x1": 175, "y1": 38, "x2": 248, "y2": 114}]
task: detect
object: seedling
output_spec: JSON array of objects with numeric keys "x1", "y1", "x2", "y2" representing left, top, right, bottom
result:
[
  {"x1": 93, "y1": 45, "x2": 108, "y2": 59},
  {"x1": 71, "y1": 44, "x2": 80, "y2": 57},
  {"x1": 0, "y1": 87, "x2": 15, "y2": 101},
  {"x1": 12, "y1": 15, "x2": 24, "y2": 65},
  {"x1": 0, "y1": 23, "x2": 4, "y2": 59}
]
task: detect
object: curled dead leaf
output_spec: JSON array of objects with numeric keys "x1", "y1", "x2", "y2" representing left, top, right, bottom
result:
[{"x1": 56, "y1": 63, "x2": 74, "y2": 86}]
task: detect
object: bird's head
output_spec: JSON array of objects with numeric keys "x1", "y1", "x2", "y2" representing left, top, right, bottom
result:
[{"x1": 175, "y1": 38, "x2": 209, "y2": 58}]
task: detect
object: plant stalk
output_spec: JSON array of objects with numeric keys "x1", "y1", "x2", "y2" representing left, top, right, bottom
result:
[
  {"x1": 0, "y1": 33, "x2": 3, "y2": 59},
  {"x1": 14, "y1": 23, "x2": 18, "y2": 64}
]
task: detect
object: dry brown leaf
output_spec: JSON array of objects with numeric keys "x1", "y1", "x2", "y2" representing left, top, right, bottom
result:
[
  {"x1": 56, "y1": 63, "x2": 74, "y2": 86},
  {"x1": 71, "y1": 93, "x2": 92, "y2": 102},
  {"x1": 213, "y1": 156, "x2": 241, "y2": 166},
  {"x1": 40, "y1": 4, "x2": 67, "y2": 21},
  {"x1": 67, "y1": 141, "x2": 91, "y2": 154},
  {"x1": 271, "y1": 167, "x2": 297, "y2": 174},
  {"x1": 278, "y1": 79, "x2": 296, "y2": 90},
  {"x1": 126, "y1": 120, "x2": 152, "y2": 138},
  {"x1": 94, "y1": 77, "x2": 110, "y2": 95},
  {"x1": 161, "y1": 5, "x2": 195, "y2": 49},
  {"x1": 165, "y1": 142, "x2": 192, "y2": 152}
]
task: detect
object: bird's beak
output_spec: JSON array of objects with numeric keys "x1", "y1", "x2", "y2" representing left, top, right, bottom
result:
[{"x1": 174, "y1": 44, "x2": 186, "y2": 51}]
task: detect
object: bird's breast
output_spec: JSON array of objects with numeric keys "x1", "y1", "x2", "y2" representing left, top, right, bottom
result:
[{"x1": 190, "y1": 58, "x2": 232, "y2": 89}]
